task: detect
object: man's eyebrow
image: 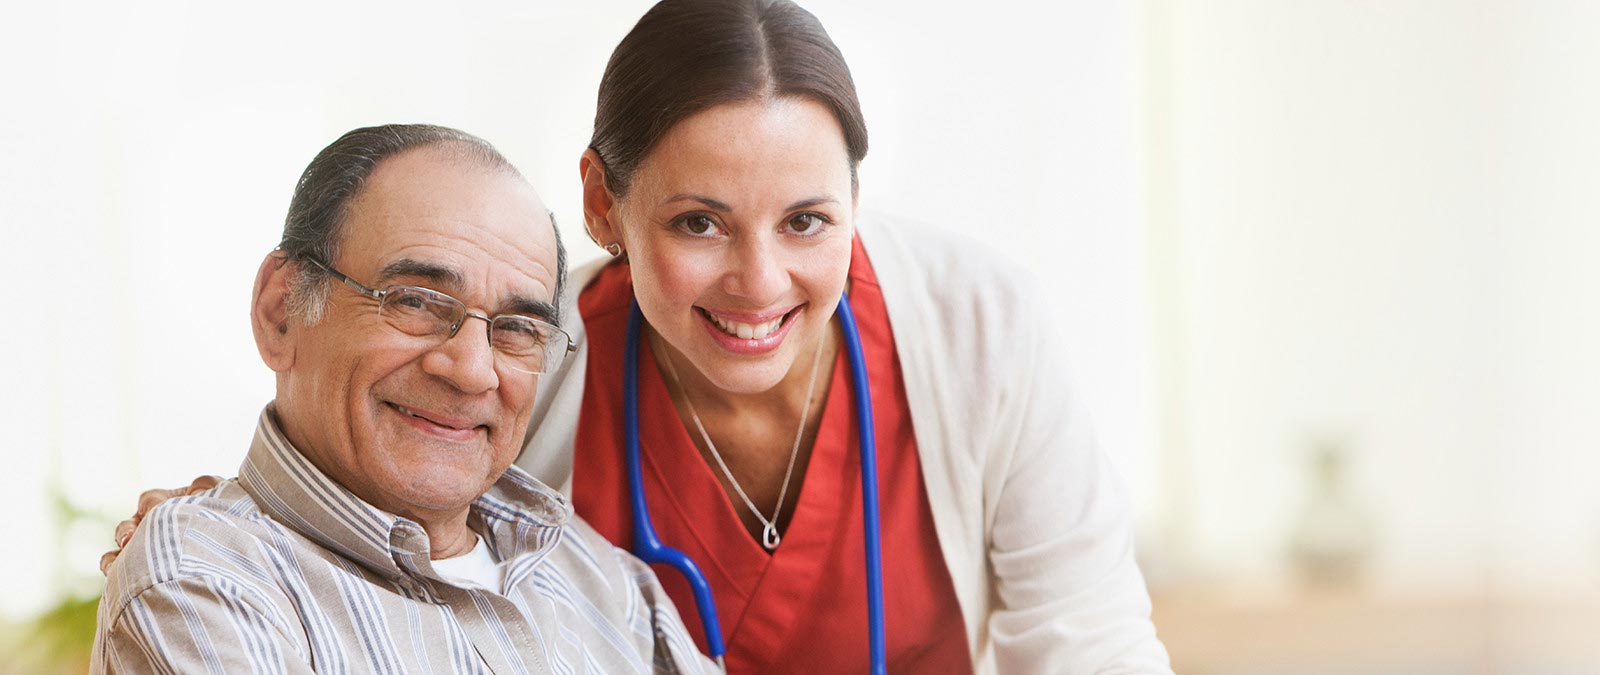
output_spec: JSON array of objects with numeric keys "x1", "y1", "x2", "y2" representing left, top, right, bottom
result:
[
  {"x1": 662, "y1": 194, "x2": 731, "y2": 211},
  {"x1": 379, "y1": 257, "x2": 557, "y2": 322},
  {"x1": 376, "y1": 258, "x2": 465, "y2": 289},
  {"x1": 503, "y1": 294, "x2": 559, "y2": 323}
]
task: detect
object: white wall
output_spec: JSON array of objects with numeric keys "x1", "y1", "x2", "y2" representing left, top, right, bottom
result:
[
  {"x1": 0, "y1": 1, "x2": 1147, "y2": 618},
  {"x1": 1490, "y1": 0, "x2": 1600, "y2": 591},
  {"x1": 1149, "y1": 0, "x2": 1600, "y2": 593}
]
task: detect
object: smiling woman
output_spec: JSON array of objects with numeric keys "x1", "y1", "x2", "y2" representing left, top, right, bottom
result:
[
  {"x1": 511, "y1": 0, "x2": 1172, "y2": 672},
  {"x1": 589, "y1": 97, "x2": 856, "y2": 394}
]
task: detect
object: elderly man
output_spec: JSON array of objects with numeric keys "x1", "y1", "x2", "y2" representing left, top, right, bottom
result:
[{"x1": 92, "y1": 124, "x2": 711, "y2": 674}]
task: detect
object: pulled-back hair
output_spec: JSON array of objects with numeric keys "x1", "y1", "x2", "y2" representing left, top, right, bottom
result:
[
  {"x1": 589, "y1": 0, "x2": 869, "y2": 197},
  {"x1": 279, "y1": 124, "x2": 565, "y2": 324}
]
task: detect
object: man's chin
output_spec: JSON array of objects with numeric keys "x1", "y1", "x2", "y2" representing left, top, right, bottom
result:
[
  {"x1": 371, "y1": 456, "x2": 501, "y2": 511},
  {"x1": 385, "y1": 476, "x2": 496, "y2": 515}
]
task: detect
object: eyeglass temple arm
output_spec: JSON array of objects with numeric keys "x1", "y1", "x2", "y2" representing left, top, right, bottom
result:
[{"x1": 295, "y1": 253, "x2": 383, "y2": 300}]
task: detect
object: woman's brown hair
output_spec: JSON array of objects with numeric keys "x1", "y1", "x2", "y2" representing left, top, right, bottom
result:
[{"x1": 589, "y1": 0, "x2": 869, "y2": 197}]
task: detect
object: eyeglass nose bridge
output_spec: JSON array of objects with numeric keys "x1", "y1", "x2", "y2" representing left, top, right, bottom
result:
[{"x1": 446, "y1": 311, "x2": 495, "y2": 341}]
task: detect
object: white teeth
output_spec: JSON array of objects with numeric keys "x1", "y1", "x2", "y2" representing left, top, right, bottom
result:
[{"x1": 708, "y1": 312, "x2": 785, "y2": 340}]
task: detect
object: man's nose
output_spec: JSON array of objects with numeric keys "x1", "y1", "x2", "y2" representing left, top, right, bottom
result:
[
  {"x1": 422, "y1": 314, "x2": 499, "y2": 394},
  {"x1": 723, "y1": 236, "x2": 787, "y2": 303}
]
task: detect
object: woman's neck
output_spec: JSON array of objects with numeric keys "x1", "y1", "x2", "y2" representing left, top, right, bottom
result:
[
  {"x1": 646, "y1": 315, "x2": 843, "y2": 544},
  {"x1": 648, "y1": 321, "x2": 839, "y2": 422}
]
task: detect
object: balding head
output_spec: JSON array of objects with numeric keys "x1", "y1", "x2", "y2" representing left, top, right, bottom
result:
[{"x1": 277, "y1": 124, "x2": 567, "y2": 325}]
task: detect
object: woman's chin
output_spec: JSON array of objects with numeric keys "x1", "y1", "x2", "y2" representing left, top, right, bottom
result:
[{"x1": 690, "y1": 356, "x2": 795, "y2": 395}]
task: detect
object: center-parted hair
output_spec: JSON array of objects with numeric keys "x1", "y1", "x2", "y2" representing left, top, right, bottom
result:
[
  {"x1": 278, "y1": 124, "x2": 566, "y2": 325},
  {"x1": 589, "y1": 0, "x2": 869, "y2": 197}
]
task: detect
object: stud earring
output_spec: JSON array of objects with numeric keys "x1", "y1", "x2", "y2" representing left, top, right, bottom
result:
[{"x1": 604, "y1": 242, "x2": 623, "y2": 257}]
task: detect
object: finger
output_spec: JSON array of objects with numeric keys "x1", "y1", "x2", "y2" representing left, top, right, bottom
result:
[
  {"x1": 100, "y1": 550, "x2": 119, "y2": 576},
  {"x1": 136, "y1": 488, "x2": 178, "y2": 519},
  {"x1": 187, "y1": 475, "x2": 223, "y2": 494},
  {"x1": 114, "y1": 519, "x2": 137, "y2": 549}
]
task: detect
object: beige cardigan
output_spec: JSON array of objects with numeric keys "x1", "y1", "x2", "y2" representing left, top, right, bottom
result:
[{"x1": 518, "y1": 213, "x2": 1171, "y2": 673}]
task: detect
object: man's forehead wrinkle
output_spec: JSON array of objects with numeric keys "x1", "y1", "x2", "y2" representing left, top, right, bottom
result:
[
  {"x1": 345, "y1": 159, "x2": 557, "y2": 308},
  {"x1": 470, "y1": 211, "x2": 558, "y2": 299},
  {"x1": 475, "y1": 210, "x2": 556, "y2": 268},
  {"x1": 376, "y1": 238, "x2": 555, "y2": 311}
]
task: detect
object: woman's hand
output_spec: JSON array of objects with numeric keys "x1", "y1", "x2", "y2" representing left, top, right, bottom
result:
[{"x1": 99, "y1": 475, "x2": 224, "y2": 575}]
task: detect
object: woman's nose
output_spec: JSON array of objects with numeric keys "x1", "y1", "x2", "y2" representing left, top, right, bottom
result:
[{"x1": 723, "y1": 236, "x2": 787, "y2": 304}]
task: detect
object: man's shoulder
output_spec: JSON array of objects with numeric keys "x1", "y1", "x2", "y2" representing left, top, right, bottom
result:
[
  {"x1": 539, "y1": 512, "x2": 618, "y2": 571},
  {"x1": 532, "y1": 512, "x2": 652, "y2": 593},
  {"x1": 534, "y1": 515, "x2": 715, "y2": 672},
  {"x1": 101, "y1": 480, "x2": 283, "y2": 614}
]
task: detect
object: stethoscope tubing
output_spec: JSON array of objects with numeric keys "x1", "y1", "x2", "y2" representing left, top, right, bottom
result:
[
  {"x1": 624, "y1": 303, "x2": 729, "y2": 667},
  {"x1": 833, "y1": 294, "x2": 888, "y2": 674},
  {"x1": 623, "y1": 296, "x2": 887, "y2": 674}
]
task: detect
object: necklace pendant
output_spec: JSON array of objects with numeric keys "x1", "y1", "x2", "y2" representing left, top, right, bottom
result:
[{"x1": 761, "y1": 522, "x2": 781, "y2": 551}]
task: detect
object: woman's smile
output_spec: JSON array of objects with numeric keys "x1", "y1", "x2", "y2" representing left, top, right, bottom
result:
[{"x1": 695, "y1": 303, "x2": 806, "y2": 355}]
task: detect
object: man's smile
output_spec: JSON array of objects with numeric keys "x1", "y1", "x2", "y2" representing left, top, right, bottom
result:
[{"x1": 384, "y1": 401, "x2": 489, "y2": 441}]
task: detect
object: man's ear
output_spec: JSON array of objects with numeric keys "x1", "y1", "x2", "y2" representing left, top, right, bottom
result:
[
  {"x1": 251, "y1": 252, "x2": 297, "y2": 372},
  {"x1": 579, "y1": 149, "x2": 621, "y2": 251}
]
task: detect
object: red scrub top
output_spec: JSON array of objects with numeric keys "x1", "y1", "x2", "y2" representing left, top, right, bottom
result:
[{"x1": 572, "y1": 237, "x2": 972, "y2": 673}]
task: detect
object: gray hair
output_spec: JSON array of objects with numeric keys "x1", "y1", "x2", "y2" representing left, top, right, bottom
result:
[{"x1": 278, "y1": 123, "x2": 567, "y2": 325}]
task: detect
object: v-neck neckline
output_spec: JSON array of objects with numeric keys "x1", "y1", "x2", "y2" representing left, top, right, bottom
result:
[{"x1": 634, "y1": 333, "x2": 856, "y2": 638}]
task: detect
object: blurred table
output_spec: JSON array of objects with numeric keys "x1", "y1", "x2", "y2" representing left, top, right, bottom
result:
[{"x1": 1151, "y1": 584, "x2": 1600, "y2": 675}]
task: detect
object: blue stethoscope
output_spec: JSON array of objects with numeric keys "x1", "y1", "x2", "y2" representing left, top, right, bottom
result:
[{"x1": 623, "y1": 296, "x2": 887, "y2": 674}]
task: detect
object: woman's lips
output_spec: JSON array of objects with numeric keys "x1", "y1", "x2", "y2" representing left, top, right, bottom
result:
[{"x1": 696, "y1": 305, "x2": 802, "y2": 355}]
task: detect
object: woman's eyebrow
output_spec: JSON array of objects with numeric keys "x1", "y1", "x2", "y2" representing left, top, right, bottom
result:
[
  {"x1": 662, "y1": 194, "x2": 731, "y2": 211},
  {"x1": 661, "y1": 194, "x2": 839, "y2": 212},
  {"x1": 785, "y1": 196, "x2": 837, "y2": 211}
]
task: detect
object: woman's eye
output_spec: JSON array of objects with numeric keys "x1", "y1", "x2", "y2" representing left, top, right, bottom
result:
[
  {"x1": 675, "y1": 214, "x2": 721, "y2": 237},
  {"x1": 788, "y1": 212, "x2": 828, "y2": 235}
]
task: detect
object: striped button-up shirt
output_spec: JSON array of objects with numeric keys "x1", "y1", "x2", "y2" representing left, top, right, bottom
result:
[{"x1": 93, "y1": 408, "x2": 713, "y2": 674}]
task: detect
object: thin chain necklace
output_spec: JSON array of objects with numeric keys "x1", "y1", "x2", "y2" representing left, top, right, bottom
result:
[{"x1": 659, "y1": 335, "x2": 828, "y2": 551}]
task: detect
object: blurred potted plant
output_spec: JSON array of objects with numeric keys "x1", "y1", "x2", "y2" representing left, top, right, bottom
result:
[{"x1": 2, "y1": 485, "x2": 110, "y2": 674}]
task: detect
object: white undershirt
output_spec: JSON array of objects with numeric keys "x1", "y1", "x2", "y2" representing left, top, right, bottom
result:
[{"x1": 430, "y1": 535, "x2": 502, "y2": 592}]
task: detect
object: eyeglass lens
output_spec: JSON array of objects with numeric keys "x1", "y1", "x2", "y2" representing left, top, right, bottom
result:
[{"x1": 376, "y1": 286, "x2": 564, "y2": 374}]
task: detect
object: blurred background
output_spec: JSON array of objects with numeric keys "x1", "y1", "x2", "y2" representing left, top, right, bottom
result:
[{"x1": 3, "y1": 0, "x2": 1597, "y2": 673}]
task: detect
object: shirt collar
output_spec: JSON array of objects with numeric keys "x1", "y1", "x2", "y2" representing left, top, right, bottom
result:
[{"x1": 238, "y1": 405, "x2": 573, "y2": 585}]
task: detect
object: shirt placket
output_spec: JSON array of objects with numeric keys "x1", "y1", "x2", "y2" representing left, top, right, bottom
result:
[{"x1": 436, "y1": 584, "x2": 549, "y2": 675}]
